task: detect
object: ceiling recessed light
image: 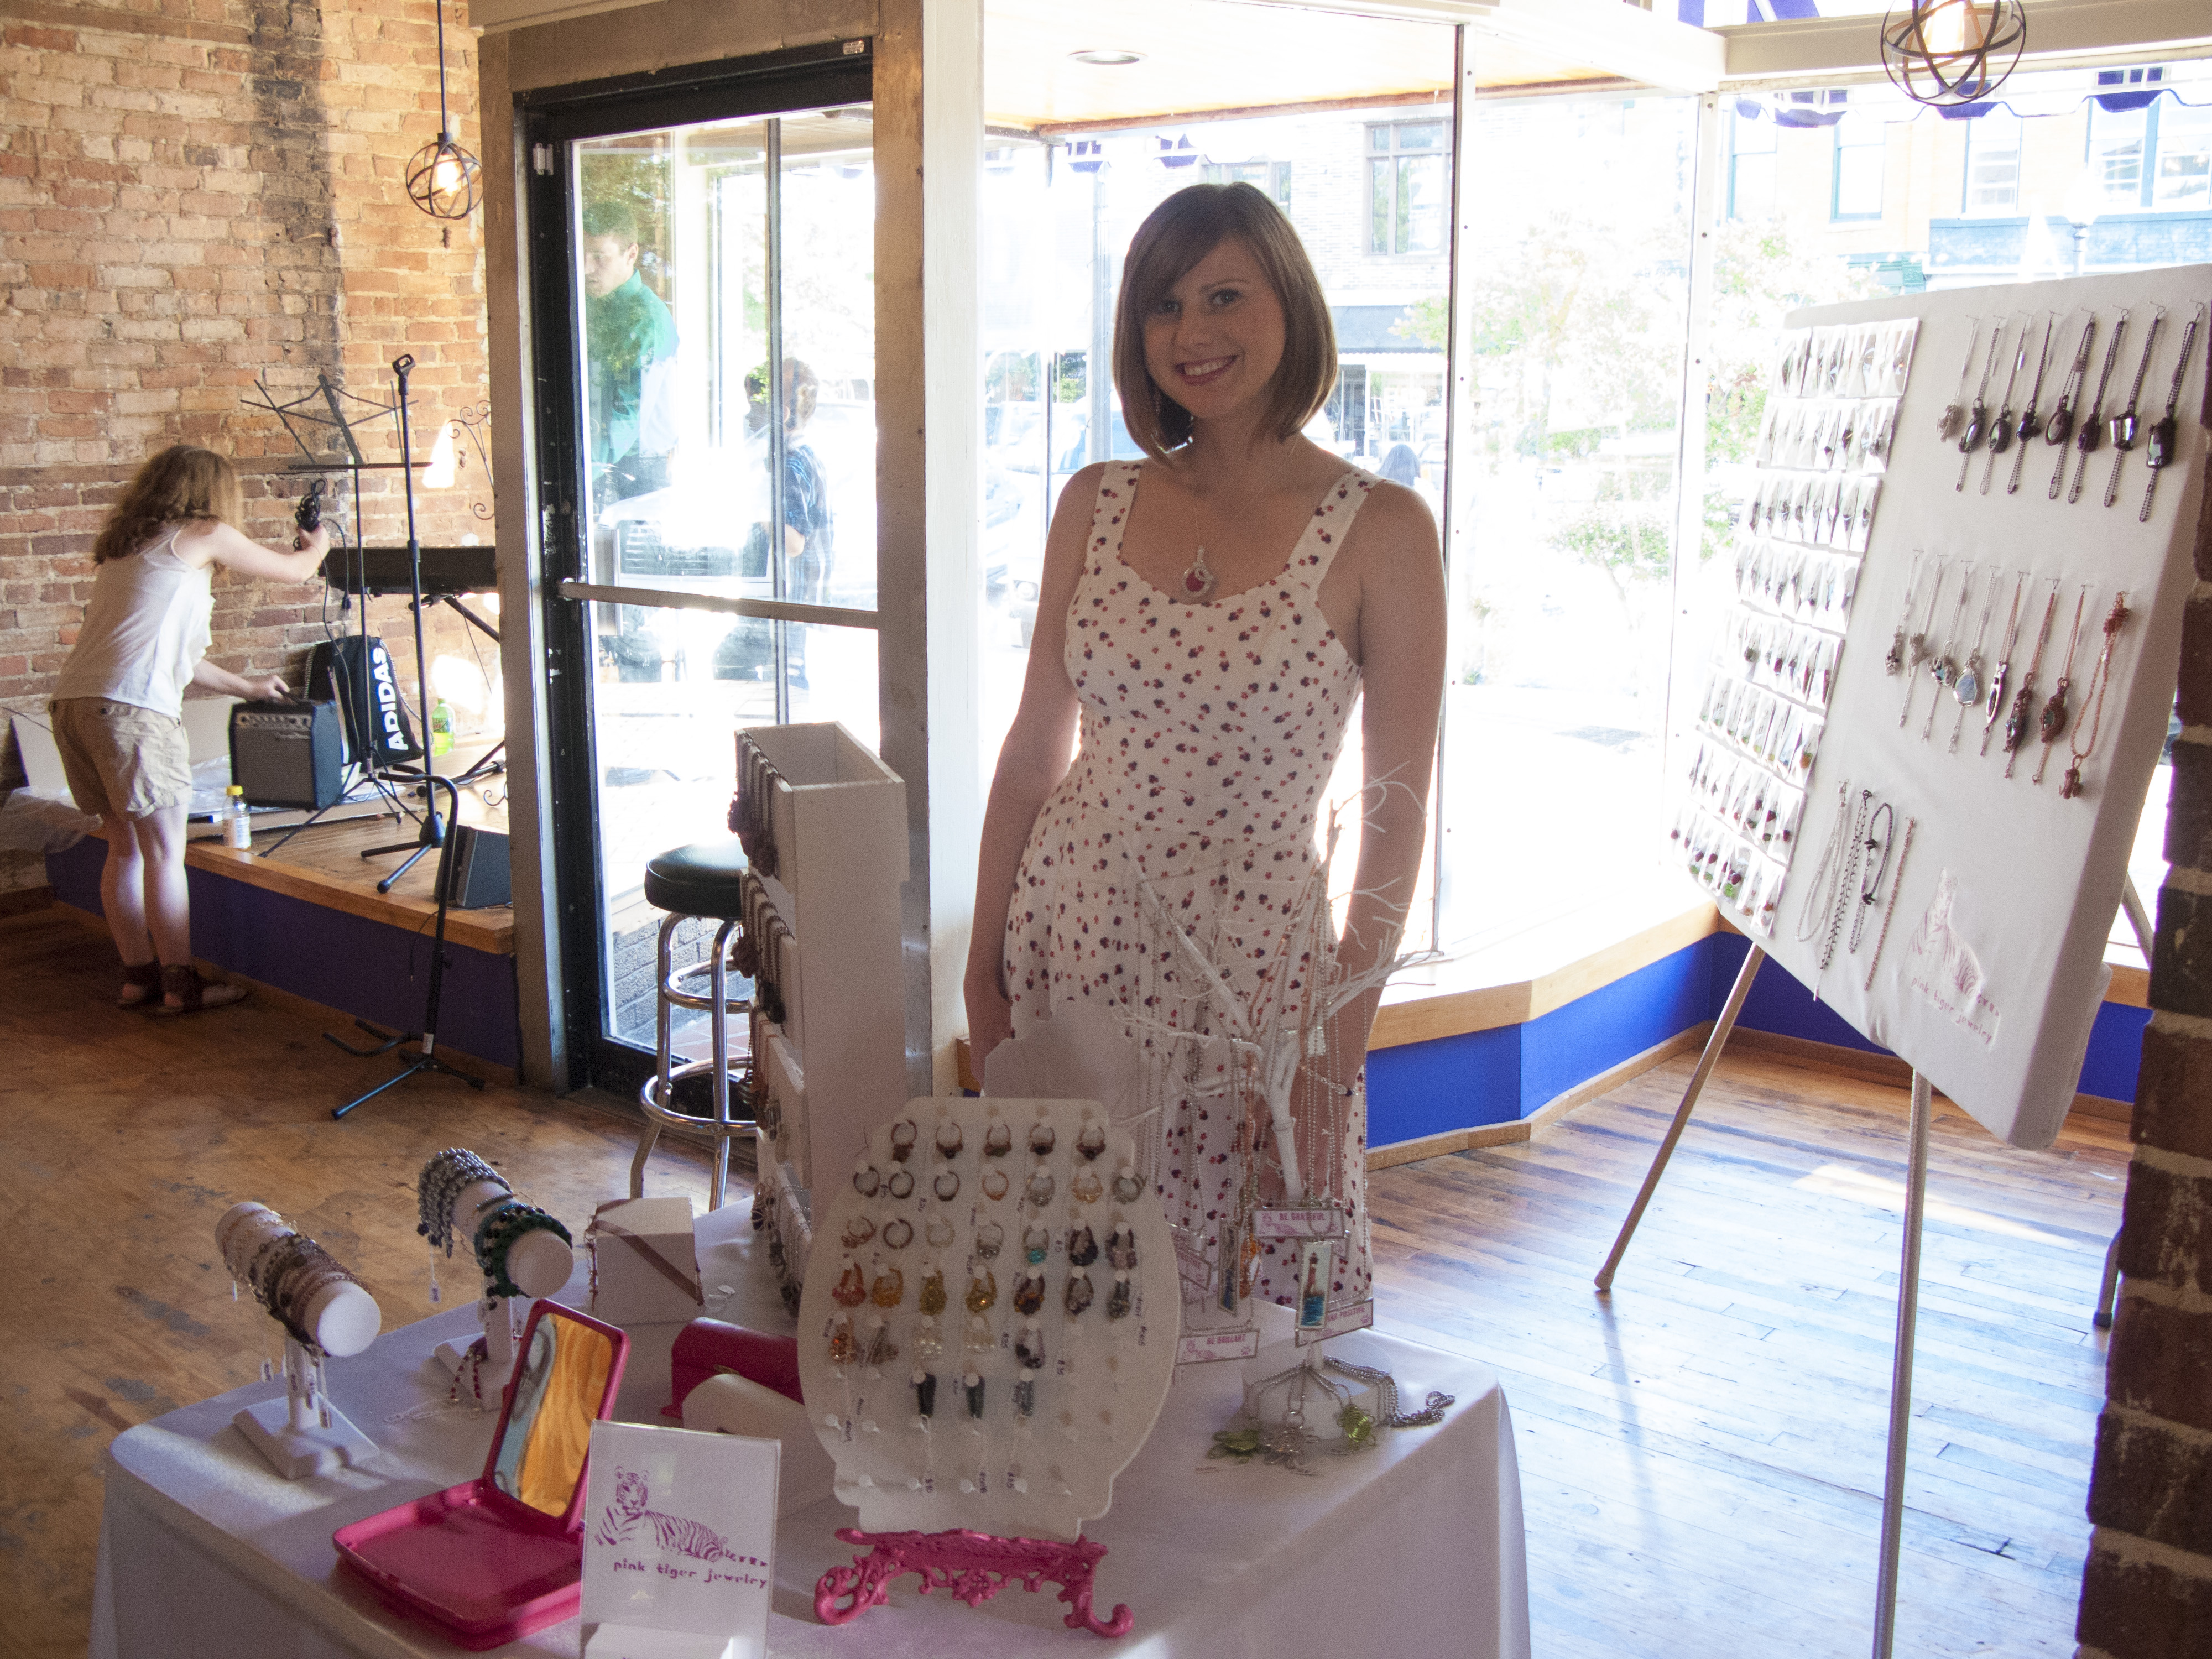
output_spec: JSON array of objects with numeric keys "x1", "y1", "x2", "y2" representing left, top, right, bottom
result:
[{"x1": 1070, "y1": 48, "x2": 1144, "y2": 66}]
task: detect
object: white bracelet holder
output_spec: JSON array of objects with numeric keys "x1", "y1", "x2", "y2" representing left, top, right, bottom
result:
[
  {"x1": 430, "y1": 1180, "x2": 575, "y2": 1397},
  {"x1": 217, "y1": 1201, "x2": 382, "y2": 1480}
]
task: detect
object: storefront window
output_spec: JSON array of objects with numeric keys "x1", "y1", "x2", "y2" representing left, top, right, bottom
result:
[
  {"x1": 1963, "y1": 109, "x2": 2021, "y2": 215},
  {"x1": 1832, "y1": 109, "x2": 1884, "y2": 220},
  {"x1": 2089, "y1": 103, "x2": 2150, "y2": 210},
  {"x1": 1729, "y1": 105, "x2": 1776, "y2": 220},
  {"x1": 1368, "y1": 121, "x2": 1451, "y2": 256}
]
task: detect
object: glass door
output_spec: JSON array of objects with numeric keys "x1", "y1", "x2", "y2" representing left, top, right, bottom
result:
[{"x1": 528, "y1": 52, "x2": 877, "y2": 1092}]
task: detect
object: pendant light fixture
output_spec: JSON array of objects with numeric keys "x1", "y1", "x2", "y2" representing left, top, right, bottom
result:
[
  {"x1": 405, "y1": 0, "x2": 481, "y2": 227},
  {"x1": 1880, "y1": 0, "x2": 2028, "y2": 109}
]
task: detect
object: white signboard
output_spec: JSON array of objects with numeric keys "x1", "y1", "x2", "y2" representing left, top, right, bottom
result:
[{"x1": 581, "y1": 1422, "x2": 779, "y2": 1659}]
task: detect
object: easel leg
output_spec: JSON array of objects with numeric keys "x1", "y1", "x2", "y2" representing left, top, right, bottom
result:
[
  {"x1": 1595, "y1": 943, "x2": 1765, "y2": 1290},
  {"x1": 2088, "y1": 878, "x2": 2155, "y2": 1327},
  {"x1": 1871, "y1": 1070, "x2": 1932, "y2": 1659}
]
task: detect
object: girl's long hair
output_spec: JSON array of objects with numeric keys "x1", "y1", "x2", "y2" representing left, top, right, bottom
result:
[{"x1": 91, "y1": 445, "x2": 243, "y2": 564}]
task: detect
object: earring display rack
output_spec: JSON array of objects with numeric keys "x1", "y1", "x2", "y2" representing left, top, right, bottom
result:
[
  {"x1": 1674, "y1": 316, "x2": 1917, "y2": 937},
  {"x1": 735, "y1": 722, "x2": 908, "y2": 1315},
  {"x1": 1741, "y1": 268, "x2": 2206, "y2": 1153},
  {"x1": 797, "y1": 1098, "x2": 1178, "y2": 1553}
]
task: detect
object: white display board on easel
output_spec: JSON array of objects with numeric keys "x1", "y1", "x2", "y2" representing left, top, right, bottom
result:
[
  {"x1": 1627, "y1": 263, "x2": 2208, "y2": 1659},
  {"x1": 1683, "y1": 263, "x2": 2208, "y2": 1151}
]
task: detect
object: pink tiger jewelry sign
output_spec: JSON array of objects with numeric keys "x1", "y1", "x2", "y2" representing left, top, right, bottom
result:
[{"x1": 580, "y1": 1421, "x2": 779, "y2": 1659}]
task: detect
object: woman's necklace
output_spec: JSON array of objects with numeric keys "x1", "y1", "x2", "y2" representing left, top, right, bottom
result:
[{"x1": 1175, "y1": 443, "x2": 1295, "y2": 603}]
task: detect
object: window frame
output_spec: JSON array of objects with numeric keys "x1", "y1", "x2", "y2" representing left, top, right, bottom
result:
[
  {"x1": 1961, "y1": 108, "x2": 2022, "y2": 217},
  {"x1": 1366, "y1": 118, "x2": 1451, "y2": 257},
  {"x1": 1830, "y1": 109, "x2": 1885, "y2": 222}
]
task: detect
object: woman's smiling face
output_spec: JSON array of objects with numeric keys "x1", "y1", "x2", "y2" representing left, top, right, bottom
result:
[{"x1": 1141, "y1": 237, "x2": 1287, "y2": 428}]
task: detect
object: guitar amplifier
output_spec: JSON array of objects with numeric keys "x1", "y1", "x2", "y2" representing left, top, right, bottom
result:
[{"x1": 229, "y1": 701, "x2": 347, "y2": 811}]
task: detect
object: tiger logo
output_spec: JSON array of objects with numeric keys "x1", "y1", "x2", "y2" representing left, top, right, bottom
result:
[{"x1": 594, "y1": 1469, "x2": 742, "y2": 1562}]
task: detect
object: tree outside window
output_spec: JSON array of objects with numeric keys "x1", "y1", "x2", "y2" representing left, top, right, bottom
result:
[{"x1": 1368, "y1": 121, "x2": 1448, "y2": 255}]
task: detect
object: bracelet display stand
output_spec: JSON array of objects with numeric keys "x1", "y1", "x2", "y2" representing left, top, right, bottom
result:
[
  {"x1": 735, "y1": 723, "x2": 906, "y2": 1312},
  {"x1": 1625, "y1": 263, "x2": 2209, "y2": 1659},
  {"x1": 216, "y1": 1201, "x2": 382, "y2": 1479},
  {"x1": 418, "y1": 1160, "x2": 575, "y2": 1399}
]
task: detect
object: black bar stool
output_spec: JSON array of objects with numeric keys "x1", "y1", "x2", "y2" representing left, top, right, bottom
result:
[{"x1": 632, "y1": 838, "x2": 755, "y2": 1209}]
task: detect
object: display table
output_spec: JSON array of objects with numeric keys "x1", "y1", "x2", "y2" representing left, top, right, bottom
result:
[{"x1": 92, "y1": 1208, "x2": 1527, "y2": 1658}]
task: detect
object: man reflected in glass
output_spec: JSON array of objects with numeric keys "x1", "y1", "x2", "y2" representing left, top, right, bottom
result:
[
  {"x1": 743, "y1": 357, "x2": 834, "y2": 687},
  {"x1": 581, "y1": 200, "x2": 679, "y2": 502}
]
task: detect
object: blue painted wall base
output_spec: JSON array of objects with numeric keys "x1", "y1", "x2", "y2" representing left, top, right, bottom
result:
[
  {"x1": 47, "y1": 837, "x2": 520, "y2": 1070},
  {"x1": 1367, "y1": 928, "x2": 2145, "y2": 1152}
]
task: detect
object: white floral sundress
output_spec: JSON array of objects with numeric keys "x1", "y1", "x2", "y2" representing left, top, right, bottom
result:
[{"x1": 1004, "y1": 459, "x2": 1378, "y2": 1311}]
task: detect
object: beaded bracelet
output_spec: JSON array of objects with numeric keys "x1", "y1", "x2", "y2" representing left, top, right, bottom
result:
[
  {"x1": 418, "y1": 1148, "x2": 507, "y2": 1256},
  {"x1": 471, "y1": 1198, "x2": 573, "y2": 1300},
  {"x1": 244, "y1": 1228, "x2": 361, "y2": 1355}
]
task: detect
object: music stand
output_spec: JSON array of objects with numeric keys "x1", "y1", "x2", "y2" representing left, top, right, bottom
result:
[
  {"x1": 328, "y1": 354, "x2": 485, "y2": 1117},
  {"x1": 246, "y1": 371, "x2": 426, "y2": 855}
]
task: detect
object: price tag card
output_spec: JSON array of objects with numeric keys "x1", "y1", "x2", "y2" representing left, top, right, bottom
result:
[
  {"x1": 1252, "y1": 1205, "x2": 1345, "y2": 1240},
  {"x1": 582, "y1": 1422, "x2": 778, "y2": 1659}
]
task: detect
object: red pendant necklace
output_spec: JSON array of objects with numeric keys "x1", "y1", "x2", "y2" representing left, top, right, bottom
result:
[{"x1": 1176, "y1": 442, "x2": 1295, "y2": 603}]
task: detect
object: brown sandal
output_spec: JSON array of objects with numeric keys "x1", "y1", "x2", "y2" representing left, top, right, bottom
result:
[
  {"x1": 156, "y1": 963, "x2": 249, "y2": 1016},
  {"x1": 119, "y1": 961, "x2": 163, "y2": 1009}
]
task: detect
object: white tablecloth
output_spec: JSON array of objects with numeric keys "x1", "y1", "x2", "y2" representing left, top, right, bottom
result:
[{"x1": 92, "y1": 1209, "x2": 1527, "y2": 1658}]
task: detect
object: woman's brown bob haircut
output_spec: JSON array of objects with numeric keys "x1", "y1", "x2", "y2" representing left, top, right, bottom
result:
[
  {"x1": 1113, "y1": 182, "x2": 1337, "y2": 461},
  {"x1": 93, "y1": 445, "x2": 244, "y2": 564}
]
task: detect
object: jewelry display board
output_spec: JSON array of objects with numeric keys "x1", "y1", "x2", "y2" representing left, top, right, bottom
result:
[
  {"x1": 1684, "y1": 264, "x2": 2209, "y2": 1150},
  {"x1": 735, "y1": 722, "x2": 908, "y2": 1312},
  {"x1": 797, "y1": 1097, "x2": 1178, "y2": 1545}
]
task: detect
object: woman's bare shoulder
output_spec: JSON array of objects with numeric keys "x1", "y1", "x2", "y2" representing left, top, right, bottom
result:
[{"x1": 1348, "y1": 476, "x2": 1439, "y2": 559}]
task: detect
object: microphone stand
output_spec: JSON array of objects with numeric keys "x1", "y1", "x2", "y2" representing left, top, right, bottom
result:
[{"x1": 330, "y1": 353, "x2": 484, "y2": 1117}]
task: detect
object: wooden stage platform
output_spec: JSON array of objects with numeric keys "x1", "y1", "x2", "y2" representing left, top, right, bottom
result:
[{"x1": 46, "y1": 768, "x2": 522, "y2": 1076}]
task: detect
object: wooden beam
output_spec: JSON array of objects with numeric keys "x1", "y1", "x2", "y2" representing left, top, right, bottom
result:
[{"x1": 875, "y1": 0, "x2": 984, "y2": 1097}]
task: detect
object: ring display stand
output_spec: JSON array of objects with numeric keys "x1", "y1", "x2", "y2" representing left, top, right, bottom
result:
[
  {"x1": 735, "y1": 722, "x2": 907, "y2": 1312},
  {"x1": 815, "y1": 1527, "x2": 1133, "y2": 1638}
]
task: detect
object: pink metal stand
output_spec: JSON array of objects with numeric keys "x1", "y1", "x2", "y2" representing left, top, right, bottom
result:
[{"x1": 813, "y1": 1527, "x2": 1133, "y2": 1638}]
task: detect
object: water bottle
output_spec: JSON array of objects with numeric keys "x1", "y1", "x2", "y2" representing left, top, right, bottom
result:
[
  {"x1": 430, "y1": 700, "x2": 455, "y2": 757},
  {"x1": 223, "y1": 785, "x2": 252, "y2": 849}
]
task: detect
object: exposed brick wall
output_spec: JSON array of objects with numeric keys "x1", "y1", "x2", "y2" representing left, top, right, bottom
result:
[
  {"x1": 0, "y1": 0, "x2": 496, "y2": 883},
  {"x1": 2078, "y1": 369, "x2": 2212, "y2": 1655}
]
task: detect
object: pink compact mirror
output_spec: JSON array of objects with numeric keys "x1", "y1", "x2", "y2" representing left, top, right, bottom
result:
[{"x1": 333, "y1": 1302, "x2": 628, "y2": 1650}]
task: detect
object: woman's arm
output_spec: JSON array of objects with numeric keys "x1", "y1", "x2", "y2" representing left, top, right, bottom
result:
[
  {"x1": 1327, "y1": 482, "x2": 1448, "y2": 1073},
  {"x1": 962, "y1": 465, "x2": 1105, "y2": 1071},
  {"x1": 174, "y1": 518, "x2": 329, "y2": 582},
  {"x1": 191, "y1": 659, "x2": 289, "y2": 701}
]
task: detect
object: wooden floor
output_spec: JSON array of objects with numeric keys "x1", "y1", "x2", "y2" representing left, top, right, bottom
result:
[{"x1": 0, "y1": 904, "x2": 2121, "y2": 1658}]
